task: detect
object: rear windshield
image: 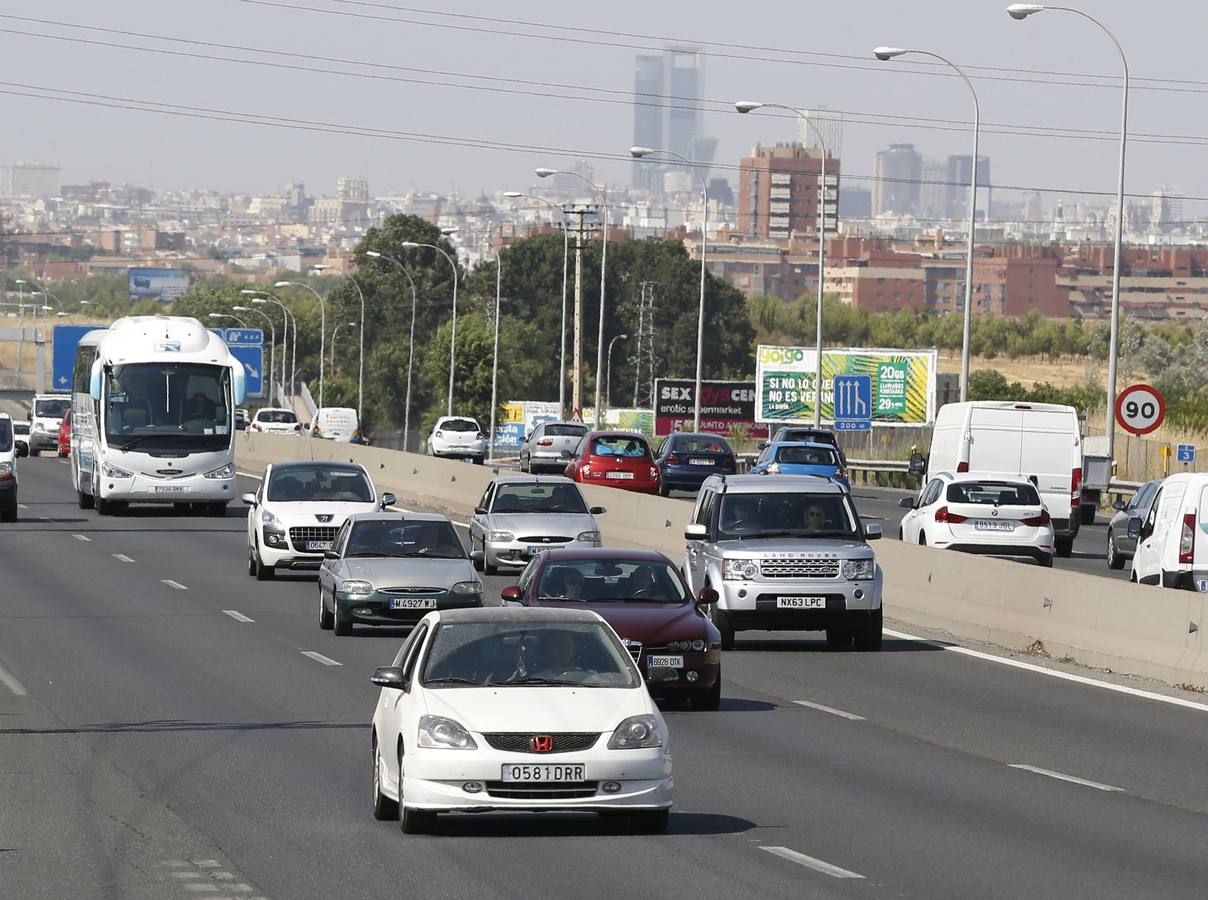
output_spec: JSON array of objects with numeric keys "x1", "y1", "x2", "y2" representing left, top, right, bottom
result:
[
  {"x1": 492, "y1": 483, "x2": 587, "y2": 514},
  {"x1": 946, "y1": 481, "x2": 1041, "y2": 506},
  {"x1": 545, "y1": 424, "x2": 587, "y2": 438},
  {"x1": 0, "y1": 420, "x2": 10, "y2": 451},
  {"x1": 13, "y1": 422, "x2": 29, "y2": 435},
  {"x1": 775, "y1": 445, "x2": 838, "y2": 466},
  {"x1": 257, "y1": 410, "x2": 297, "y2": 424},
  {"x1": 671, "y1": 435, "x2": 732, "y2": 454},
  {"x1": 591, "y1": 435, "x2": 650, "y2": 458},
  {"x1": 35, "y1": 398, "x2": 70, "y2": 418},
  {"x1": 267, "y1": 465, "x2": 373, "y2": 502},
  {"x1": 441, "y1": 419, "x2": 479, "y2": 432},
  {"x1": 779, "y1": 429, "x2": 836, "y2": 447}
]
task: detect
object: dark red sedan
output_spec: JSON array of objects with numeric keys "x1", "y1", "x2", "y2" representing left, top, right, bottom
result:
[
  {"x1": 501, "y1": 547, "x2": 721, "y2": 709},
  {"x1": 562, "y1": 431, "x2": 660, "y2": 495},
  {"x1": 58, "y1": 408, "x2": 72, "y2": 458}
]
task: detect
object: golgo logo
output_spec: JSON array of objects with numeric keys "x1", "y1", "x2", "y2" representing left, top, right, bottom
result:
[{"x1": 759, "y1": 347, "x2": 807, "y2": 365}]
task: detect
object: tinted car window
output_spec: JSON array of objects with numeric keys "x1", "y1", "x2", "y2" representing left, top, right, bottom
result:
[
  {"x1": 591, "y1": 435, "x2": 650, "y2": 458},
  {"x1": 946, "y1": 481, "x2": 1040, "y2": 506},
  {"x1": 346, "y1": 520, "x2": 465, "y2": 559},
  {"x1": 267, "y1": 465, "x2": 373, "y2": 502},
  {"x1": 0, "y1": 419, "x2": 11, "y2": 451},
  {"x1": 442, "y1": 419, "x2": 479, "y2": 432},
  {"x1": 776, "y1": 446, "x2": 838, "y2": 466},
  {"x1": 492, "y1": 483, "x2": 587, "y2": 514},
  {"x1": 671, "y1": 435, "x2": 732, "y2": 454},
  {"x1": 536, "y1": 559, "x2": 688, "y2": 604},
  {"x1": 545, "y1": 424, "x2": 587, "y2": 438},
  {"x1": 717, "y1": 492, "x2": 860, "y2": 540},
  {"x1": 257, "y1": 410, "x2": 297, "y2": 424},
  {"x1": 35, "y1": 398, "x2": 71, "y2": 418}
]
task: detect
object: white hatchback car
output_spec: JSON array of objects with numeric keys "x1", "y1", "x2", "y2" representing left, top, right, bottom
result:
[
  {"x1": 427, "y1": 416, "x2": 487, "y2": 464},
  {"x1": 369, "y1": 607, "x2": 673, "y2": 834},
  {"x1": 898, "y1": 472, "x2": 1055, "y2": 567},
  {"x1": 249, "y1": 407, "x2": 302, "y2": 434},
  {"x1": 243, "y1": 461, "x2": 394, "y2": 580}
]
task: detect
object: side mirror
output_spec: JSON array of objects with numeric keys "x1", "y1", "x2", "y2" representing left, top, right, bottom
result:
[
  {"x1": 500, "y1": 585, "x2": 523, "y2": 602},
  {"x1": 898, "y1": 497, "x2": 915, "y2": 510},
  {"x1": 232, "y1": 362, "x2": 247, "y2": 406},
  {"x1": 380, "y1": 492, "x2": 396, "y2": 509},
  {"x1": 370, "y1": 666, "x2": 408, "y2": 691},
  {"x1": 474, "y1": 506, "x2": 488, "y2": 515},
  {"x1": 696, "y1": 586, "x2": 719, "y2": 606},
  {"x1": 864, "y1": 523, "x2": 883, "y2": 541},
  {"x1": 685, "y1": 522, "x2": 707, "y2": 541},
  {"x1": 89, "y1": 359, "x2": 103, "y2": 401},
  {"x1": 589, "y1": 506, "x2": 606, "y2": 515},
  {"x1": 241, "y1": 492, "x2": 257, "y2": 506},
  {"x1": 1112, "y1": 499, "x2": 1126, "y2": 512},
  {"x1": 323, "y1": 549, "x2": 339, "y2": 560},
  {"x1": 1127, "y1": 516, "x2": 1142, "y2": 539},
  {"x1": 757, "y1": 441, "x2": 768, "y2": 450}
]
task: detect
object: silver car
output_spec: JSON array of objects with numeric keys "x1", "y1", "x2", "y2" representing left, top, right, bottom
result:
[
  {"x1": 1106, "y1": 479, "x2": 1161, "y2": 570},
  {"x1": 317, "y1": 512, "x2": 483, "y2": 635},
  {"x1": 518, "y1": 421, "x2": 589, "y2": 473},
  {"x1": 469, "y1": 475, "x2": 604, "y2": 575}
]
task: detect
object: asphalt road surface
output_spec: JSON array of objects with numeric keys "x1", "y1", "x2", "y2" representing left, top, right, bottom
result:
[{"x1": 2, "y1": 457, "x2": 1204, "y2": 899}]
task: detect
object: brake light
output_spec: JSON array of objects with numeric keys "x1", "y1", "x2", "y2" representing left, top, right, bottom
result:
[
  {"x1": 935, "y1": 506, "x2": 967, "y2": 524},
  {"x1": 957, "y1": 461, "x2": 969, "y2": 473},
  {"x1": 1179, "y1": 513, "x2": 1196, "y2": 565},
  {"x1": 1022, "y1": 510, "x2": 1051, "y2": 527},
  {"x1": 251, "y1": 422, "x2": 260, "y2": 431},
  {"x1": 667, "y1": 454, "x2": 680, "y2": 465},
  {"x1": 435, "y1": 430, "x2": 443, "y2": 438},
  {"x1": 1071, "y1": 467, "x2": 1082, "y2": 507},
  {"x1": 835, "y1": 467, "x2": 847, "y2": 479},
  {"x1": 537, "y1": 439, "x2": 553, "y2": 446},
  {"x1": 722, "y1": 457, "x2": 736, "y2": 471},
  {"x1": 649, "y1": 466, "x2": 658, "y2": 480},
  {"x1": 476, "y1": 432, "x2": 485, "y2": 440}
]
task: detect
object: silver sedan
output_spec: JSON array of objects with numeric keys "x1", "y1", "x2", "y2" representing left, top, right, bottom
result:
[
  {"x1": 469, "y1": 475, "x2": 604, "y2": 575},
  {"x1": 519, "y1": 421, "x2": 589, "y2": 473}
]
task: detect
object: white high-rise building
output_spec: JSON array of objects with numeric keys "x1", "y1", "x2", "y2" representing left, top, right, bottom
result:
[{"x1": 795, "y1": 107, "x2": 843, "y2": 160}]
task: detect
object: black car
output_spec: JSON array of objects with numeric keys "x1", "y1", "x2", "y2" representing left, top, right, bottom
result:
[{"x1": 654, "y1": 433, "x2": 736, "y2": 496}]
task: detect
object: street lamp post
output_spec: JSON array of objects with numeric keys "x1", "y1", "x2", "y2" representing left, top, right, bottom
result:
[
  {"x1": 365, "y1": 251, "x2": 420, "y2": 452},
  {"x1": 630, "y1": 146, "x2": 709, "y2": 432},
  {"x1": 488, "y1": 244, "x2": 505, "y2": 462},
  {"x1": 246, "y1": 293, "x2": 296, "y2": 403},
  {"x1": 208, "y1": 312, "x2": 248, "y2": 328},
  {"x1": 329, "y1": 321, "x2": 357, "y2": 368},
  {"x1": 1006, "y1": 2, "x2": 1129, "y2": 469},
  {"x1": 232, "y1": 304, "x2": 276, "y2": 399},
  {"x1": 275, "y1": 280, "x2": 326, "y2": 412},
  {"x1": 606, "y1": 333, "x2": 629, "y2": 410},
  {"x1": 398, "y1": 239, "x2": 460, "y2": 416},
  {"x1": 735, "y1": 101, "x2": 833, "y2": 427},
  {"x1": 871, "y1": 49, "x2": 980, "y2": 403}
]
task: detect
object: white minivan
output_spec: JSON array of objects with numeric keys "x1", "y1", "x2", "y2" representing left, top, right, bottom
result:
[
  {"x1": 1128, "y1": 473, "x2": 1208, "y2": 591},
  {"x1": 311, "y1": 407, "x2": 359, "y2": 442},
  {"x1": 928, "y1": 401, "x2": 1082, "y2": 557}
]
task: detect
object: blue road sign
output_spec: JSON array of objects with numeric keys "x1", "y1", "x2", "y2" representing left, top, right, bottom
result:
[
  {"x1": 51, "y1": 324, "x2": 99, "y2": 393},
  {"x1": 833, "y1": 375, "x2": 872, "y2": 431},
  {"x1": 1178, "y1": 444, "x2": 1196, "y2": 464},
  {"x1": 228, "y1": 345, "x2": 264, "y2": 397},
  {"x1": 224, "y1": 328, "x2": 263, "y2": 347}
]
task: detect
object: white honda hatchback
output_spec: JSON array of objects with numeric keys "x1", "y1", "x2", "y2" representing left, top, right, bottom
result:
[
  {"x1": 243, "y1": 461, "x2": 394, "y2": 580},
  {"x1": 898, "y1": 472, "x2": 1055, "y2": 567},
  {"x1": 369, "y1": 607, "x2": 673, "y2": 834}
]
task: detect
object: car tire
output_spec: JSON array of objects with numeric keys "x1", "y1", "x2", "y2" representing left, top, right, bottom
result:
[
  {"x1": 1038, "y1": 554, "x2": 1054, "y2": 568},
  {"x1": 78, "y1": 489, "x2": 94, "y2": 510},
  {"x1": 853, "y1": 607, "x2": 883, "y2": 652},
  {"x1": 318, "y1": 585, "x2": 334, "y2": 630},
  {"x1": 1054, "y1": 535, "x2": 1074, "y2": 558},
  {"x1": 629, "y1": 809, "x2": 670, "y2": 835},
  {"x1": 371, "y1": 738, "x2": 399, "y2": 821},
  {"x1": 482, "y1": 546, "x2": 498, "y2": 577},
  {"x1": 253, "y1": 542, "x2": 275, "y2": 581},
  {"x1": 0, "y1": 502, "x2": 16, "y2": 523},
  {"x1": 658, "y1": 481, "x2": 670, "y2": 497},
  {"x1": 472, "y1": 539, "x2": 484, "y2": 573},
  {"x1": 96, "y1": 497, "x2": 114, "y2": 516},
  {"x1": 918, "y1": 533, "x2": 927, "y2": 547},
  {"x1": 690, "y1": 677, "x2": 721, "y2": 711},
  {"x1": 520, "y1": 454, "x2": 529, "y2": 474},
  {"x1": 711, "y1": 601, "x2": 734, "y2": 651},
  {"x1": 1080, "y1": 503, "x2": 1096, "y2": 526},
  {"x1": 247, "y1": 546, "x2": 257, "y2": 577},
  {"x1": 333, "y1": 599, "x2": 353, "y2": 636},
  {"x1": 826, "y1": 628, "x2": 852, "y2": 649},
  {"x1": 1106, "y1": 531, "x2": 1125, "y2": 570},
  {"x1": 398, "y1": 746, "x2": 435, "y2": 835}
]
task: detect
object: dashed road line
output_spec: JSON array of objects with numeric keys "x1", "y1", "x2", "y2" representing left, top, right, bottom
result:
[
  {"x1": 113, "y1": 553, "x2": 135, "y2": 563},
  {"x1": 17, "y1": 503, "x2": 28, "y2": 509},
  {"x1": 760, "y1": 846, "x2": 865, "y2": 879},
  {"x1": 1008, "y1": 764, "x2": 1124, "y2": 793},
  {"x1": 792, "y1": 700, "x2": 865, "y2": 721},
  {"x1": 301, "y1": 650, "x2": 342, "y2": 667},
  {"x1": 222, "y1": 610, "x2": 255, "y2": 623},
  {"x1": 72, "y1": 533, "x2": 91, "y2": 542},
  {"x1": 0, "y1": 659, "x2": 29, "y2": 696},
  {"x1": 162, "y1": 579, "x2": 188, "y2": 591}
]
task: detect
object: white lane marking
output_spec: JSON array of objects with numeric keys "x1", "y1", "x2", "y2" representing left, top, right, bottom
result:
[
  {"x1": 162, "y1": 580, "x2": 188, "y2": 591},
  {"x1": 793, "y1": 700, "x2": 865, "y2": 721},
  {"x1": 1008, "y1": 764, "x2": 1124, "y2": 793},
  {"x1": 0, "y1": 659, "x2": 29, "y2": 696},
  {"x1": 222, "y1": 610, "x2": 255, "y2": 623},
  {"x1": 301, "y1": 650, "x2": 342, "y2": 667},
  {"x1": 72, "y1": 533, "x2": 91, "y2": 542},
  {"x1": 113, "y1": 553, "x2": 135, "y2": 563},
  {"x1": 17, "y1": 503, "x2": 28, "y2": 509},
  {"x1": 883, "y1": 628, "x2": 1208, "y2": 714},
  {"x1": 760, "y1": 846, "x2": 865, "y2": 880}
]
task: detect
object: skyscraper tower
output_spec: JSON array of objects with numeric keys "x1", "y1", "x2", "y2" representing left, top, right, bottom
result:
[{"x1": 631, "y1": 48, "x2": 717, "y2": 194}]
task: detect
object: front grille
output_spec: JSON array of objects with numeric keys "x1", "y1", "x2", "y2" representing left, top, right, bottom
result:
[
  {"x1": 379, "y1": 587, "x2": 442, "y2": 595},
  {"x1": 289, "y1": 526, "x2": 338, "y2": 546},
  {"x1": 519, "y1": 536, "x2": 574, "y2": 544},
  {"x1": 760, "y1": 557, "x2": 840, "y2": 579},
  {"x1": 483, "y1": 732, "x2": 600, "y2": 754},
  {"x1": 485, "y1": 781, "x2": 599, "y2": 800}
]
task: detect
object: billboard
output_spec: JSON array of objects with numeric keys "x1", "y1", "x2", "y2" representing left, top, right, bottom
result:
[
  {"x1": 755, "y1": 345, "x2": 937, "y2": 425},
  {"x1": 492, "y1": 401, "x2": 562, "y2": 452},
  {"x1": 129, "y1": 267, "x2": 191, "y2": 301},
  {"x1": 654, "y1": 379, "x2": 769, "y2": 439}
]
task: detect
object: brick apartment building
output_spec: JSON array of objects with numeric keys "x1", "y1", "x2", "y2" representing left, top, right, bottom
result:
[{"x1": 738, "y1": 144, "x2": 839, "y2": 242}]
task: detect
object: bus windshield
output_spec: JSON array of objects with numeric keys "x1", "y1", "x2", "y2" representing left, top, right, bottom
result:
[{"x1": 105, "y1": 363, "x2": 232, "y2": 452}]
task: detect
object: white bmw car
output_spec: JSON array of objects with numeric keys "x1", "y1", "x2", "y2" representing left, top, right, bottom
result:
[
  {"x1": 244, "y1": 461, "x2": 395, "y2": 580},
  {"x1": 370, "y1": 607, "x2": 673, "y2": 834},
  {"x1": 898, "y1": 472, "x2": 1055, "y2": 566}
]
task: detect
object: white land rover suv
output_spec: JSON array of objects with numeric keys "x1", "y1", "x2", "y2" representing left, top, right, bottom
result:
[{"x1": 682, "y1": 474, "x2": 883, "y2": 651}]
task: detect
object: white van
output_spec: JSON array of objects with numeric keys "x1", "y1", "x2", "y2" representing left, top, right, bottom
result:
[
  {"x1": 311, "y1": 407, "x2": 359, "y2": 442},
  {"x1": 928, "y1": 401, "x2": 1082, "y2": 557},
  {"x1": 1129, "y1": 473, "x2": 1208, "y2": 591}
]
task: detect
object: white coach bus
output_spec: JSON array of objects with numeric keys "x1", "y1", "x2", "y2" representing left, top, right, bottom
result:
[{"x1": 71, "y1": 316, "x2": 247, "y2": 516}]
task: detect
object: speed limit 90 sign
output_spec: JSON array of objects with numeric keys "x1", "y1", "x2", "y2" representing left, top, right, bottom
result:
[{"x1": 1115, "y1": 383, "x2": 1166, "y2": 436}]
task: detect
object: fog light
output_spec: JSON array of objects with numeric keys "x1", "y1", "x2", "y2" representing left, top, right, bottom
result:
[
  {"x1": 602, "y1": 781, "x2": 621, "y2": 794},
  {"x1": 737, "y1": 589, "x2": 747, "y2": 599},
  {"x1": 686, "y1": 670, "x2": 699, "y2": 683},
  {"x1": 854, "y1": 589, "x2": 864, "y2": 601},
  {"x1": 354, "y1": 607, "x2": 372, "y2": 616},
  {"x1": 463, "y1": 781, "x2": 484, "y2": 794}
]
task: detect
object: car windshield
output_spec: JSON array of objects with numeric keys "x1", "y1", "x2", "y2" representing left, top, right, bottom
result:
[
  {"x1": 345, "y1": 519, "x2": 465, "y2": 559},
  {"x1": 545, "y1": 424, "x2": 587, "y2": 438},
  {"x1": 441, "y1": 418, "x2": 478, "y2": 432},
  {"x1": 672, "y1": 436, "x2": 732, "y2": 454},
  {"x1": 35, "y1": 398, "x2": 71, "y2": 418},
  {"x1": 14, "y1": 422, "x2": 29, "y2": 435},
  {"x1": 717, "y1": 492, "x2": 861, "y2": 540},
  {"x1": 0, "y1": 419, "x2": 10, "y2": 451},
  {"x1": 947, "y1": 481, "x2": 1041, "y2": 506},
  {"x1": 535, "y1": 560, "x2": 688, "y2": 604},
  {"x1": 267, "y1": 465, "x2": 373, "y2": 502},
  {"x1": 591, "y1": 435, "x2": 650, "y2": 458},
  {"x1": 258, "y1": 410, "x2": 297, "y2": 424},
  {"x1": 103, "y1": 362, "x2": 232, "y2": 452},
  {"x1": 422, "y1": 621, "x2": 640, "y2": 688},
  {"x1": 492, "y1": 483, "x2": 587, "y2": 515},
  {"x1": 776, "y1": 446, "x2": 838, "y2": 466}
]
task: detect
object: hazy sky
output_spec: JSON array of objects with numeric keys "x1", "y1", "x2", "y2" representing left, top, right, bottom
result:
[{"x1": 2, "y1": 0, "x2": 1202, "y2": 221}]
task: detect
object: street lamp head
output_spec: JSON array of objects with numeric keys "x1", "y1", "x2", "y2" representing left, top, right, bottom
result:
[
  {"x1": 365, "y1": 250, "x2": 382, "y2": 258},
  {"x1": 207, "y1": 313, "x2": 224, "y2": 319},
  {"x1": 56, "y1": 311, "x2": 68, "y2": 317},
  {"x1": 873, "y1": 46, "x2": 908, "y2": 60},
  {"x1": 534, "y1": 167, "x2": 558, "y2": 178},
  {"x1": 629, "y1": 146, "x2": 655, "y2": 158},
  {"x1": 310, "y1": 264, "x2": 331, "y2": 271},
  {"x1": 1006, "y1": 3, "x2": 1045, "y2": 19},
  {"x1": 273, "y1": 281, "x2": 292, "y2": 288},
  {"x1": 239, "y1": 289, "x2": 260, "y2": 296},
  {"x1": 503, "y1": 191, "x2": 523, "y2": 198},
  {"x1": 232, "y1": 305, "x2": 249, "y2": 312},
  {"x1": 734, "y1": 101, "x2": 764, "y2": 114},
  {"x1": 440, "y1": 226, "x2": 458, "y2": 235},
  {"x1": 401, "y1": 241, "x2": 421, "y2": 249}
]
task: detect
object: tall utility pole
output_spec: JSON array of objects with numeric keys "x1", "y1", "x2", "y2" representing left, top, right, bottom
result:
[
  {"x1": 567, "y1": 205, "x2": 596, "y2": 418},
  {"x1": 633, "y1": 281, "x2": 657, "y2": 408}
]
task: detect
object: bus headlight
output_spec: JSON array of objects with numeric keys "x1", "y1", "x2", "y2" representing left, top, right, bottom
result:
[
  {"x1": 204, "y1": 463, "x2": 235, "y2": 479},
  {"x1": 102, "y1": 463, "x2": 133, "y2": 478}
]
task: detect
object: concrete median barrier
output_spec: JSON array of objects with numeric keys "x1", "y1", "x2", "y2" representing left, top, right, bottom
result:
[{"x1": 237, "y1": 432, "x2": 1208, "y2": 687}]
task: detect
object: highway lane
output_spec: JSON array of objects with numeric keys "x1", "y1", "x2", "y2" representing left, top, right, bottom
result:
[{"x1": 3, "y1": 457, "x2": 1208, "y2": 898}]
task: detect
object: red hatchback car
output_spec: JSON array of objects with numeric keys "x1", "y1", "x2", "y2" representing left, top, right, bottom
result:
[
  {"x1": 562, "y1": 431, "x2": 660, "y2": 494},
  {"x1": 58, "y1": 409, "x2": 72, "y2": 458},
  {"x1": 501, "y1": 547, "x2": 722, "y2": 709}
]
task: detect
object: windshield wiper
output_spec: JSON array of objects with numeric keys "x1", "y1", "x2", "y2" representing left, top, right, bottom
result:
[
  {"x1": 736, "y1": 530, "x2": 809, "y2": 540},
  {"x1": 423, "y1": 676, "x2": 485, "y2": 686},
  {"x1": 508, "y1": 676, "x2": 584, "y2": 686}
]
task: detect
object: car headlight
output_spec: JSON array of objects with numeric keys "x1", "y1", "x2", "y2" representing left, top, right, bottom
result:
[
  {"x1": 417, "y1": 715, "x2": 478, "y2": 750},
  {"x1": 665, "y1": 639, "x2": 707, "y2": 653},
  {"x1": 0, "y1": 462, "x2": 11, "y2": 477},
  {"x1": 576, "y1": 530, "x2": 601, "y2": 543},
  {"x1": 260, "y1": 508, "x2": 282, "y2": 528},
  {"x1": 842, "y1": 559, "x2": 874, "y2": 580},
  {"x1": 451, "y1": 580, "x2": 481, "y2": 595},
  {"x1": 723, "y1": 559, "x2": 759, "y2": 581},
  {"x1": 204, "y1": 463, "x2": 235, "y2": 479},
  {"x1": 487, "y1": 530, "x2": 514, "y2": 543},
  {"x1": 339, "y1": 580, "x2": 373, "y2": 596},
  {"x1": 607, "y1": 714, "x2": 662, "y2": 750},
  {"x1": 102, "y1": 462, "x2": 133, "y2": 478}
]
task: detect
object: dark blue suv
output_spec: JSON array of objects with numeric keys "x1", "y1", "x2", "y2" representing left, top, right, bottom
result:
[{"x1": 653, "y1": 432, "x2": 737, "y2": 496}]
